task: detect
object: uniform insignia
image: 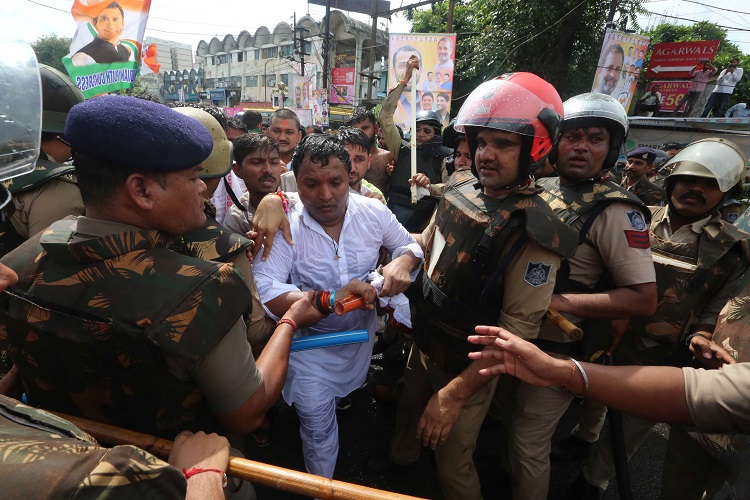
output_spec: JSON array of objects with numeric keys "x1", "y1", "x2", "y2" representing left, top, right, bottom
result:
[
  {"x1": 624, "y1": 230, "x2": 650, "y2": 249},
  {"x1": 524, "y1": 261, "x2": 552, "y2": 287},
  {"x1": 625, "y1": 209, "x2": 647, "y2": 231}
]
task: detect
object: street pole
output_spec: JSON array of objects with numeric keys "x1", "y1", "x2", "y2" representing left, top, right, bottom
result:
[
  {"x1": 322, "y1": 0, "x2": 331, "y2": 91},
  {"x1": 264, "y1": 57, "x2": 274, "y2": 107},
  {"x1": 366, "y1": 1, "x2": 378, "y2": 100},
  {"x1": 447, "y1": 0, "x2": 456, "y2": 32}
]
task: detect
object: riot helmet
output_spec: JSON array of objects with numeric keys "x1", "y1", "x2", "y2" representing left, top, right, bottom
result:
[
  {"x1": 455, "y1": 72, "x2": 563, "y2": 187},
  {"x1": 550, "y1": 93, "x2": 628, "y2": 172},
  {"x1": 416, "y1": 110, "x2": 443, "y2": 132},
  {"x1": 172, "y1": 107, "x2": 232, "y2": 179},
  {"x1": 40, "y1": 64, "x2": 84, "y2": 135},
  {"x1": 0, "y1": 41, "x2": 42, "y2": 187},
  {"x1": 665, "y1": 138, "x2": 746, "y2": 195}
]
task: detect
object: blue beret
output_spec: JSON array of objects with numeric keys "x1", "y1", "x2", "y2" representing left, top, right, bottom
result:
[
  {"x1": 627, "y1": 146, "x2": 657, "y2": 164},
  {"x1": 65, "y1": 95, "x2": 213, "y2": 171}
]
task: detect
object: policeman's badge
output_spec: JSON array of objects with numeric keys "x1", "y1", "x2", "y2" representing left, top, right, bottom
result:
[
  {"x1": 625, "y1": 209, "x2": 647, "y2": 231},
  {"x1": 524, "y1": 261, "x2": 552, "y2": 287}
]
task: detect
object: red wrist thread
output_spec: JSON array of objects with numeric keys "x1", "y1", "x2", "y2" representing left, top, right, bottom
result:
[{"x1": 183, "y1": 467, "x2": 228, "y2": 488}]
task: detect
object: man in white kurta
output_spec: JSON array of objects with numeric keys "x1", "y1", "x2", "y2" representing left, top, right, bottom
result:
[{"x1": 253, "y1": 134, "x2": 423, "y2": 478}]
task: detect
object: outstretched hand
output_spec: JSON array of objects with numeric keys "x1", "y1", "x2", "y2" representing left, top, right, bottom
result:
[
  {"x1": 251, "y1": 193, "x2": 294, "y2": 261},
  {"x1": 467, "y1": 325, "x2": 564, "y2": 387}
]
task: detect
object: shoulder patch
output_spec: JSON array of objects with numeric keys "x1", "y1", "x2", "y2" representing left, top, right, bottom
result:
[
  {"x1": 625, "y1": 209, "x2": 647, "y2": 231},
  {"x1": 624, "y1": 229, "x2": 650, "y2": 249},
  {"x1": 524, "y1": 261, "x2": 552, "y2": 287}
]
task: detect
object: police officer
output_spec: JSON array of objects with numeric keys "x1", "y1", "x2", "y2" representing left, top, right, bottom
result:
[
  {"x1": 0, "y1": 95, "x2": 319, "y2": 442},
  {"x1": 379, "y1": 55, "x2": 452, "y2": 231},
  {"x1": 511, "y1": 93, "x2": 658, "y2": 500},
  {"x1": 579, "y1": 138, "x2": 750, "y2": 498},
  {"x1": 368, "y1": 73, "x2": 578, "y2": 500},
  {"x1": 0, "y1": 65, "x2": 85, "y2": 256},
  {"x1": 621, "y1": 146, "x2": 667, "y2": 206}
]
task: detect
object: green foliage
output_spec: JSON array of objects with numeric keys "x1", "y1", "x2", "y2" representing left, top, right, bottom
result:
[
  {"x1": 31, "y1": 35, "x2": 71, "y2": 74},
  {"x1": 408, "y1": 0, "x2": 644, "y2": 115}
]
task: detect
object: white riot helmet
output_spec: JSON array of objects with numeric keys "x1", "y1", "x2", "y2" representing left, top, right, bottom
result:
[
  {"x1": 549, "y1": 93, "x2": 629, "y2": 171},
  {"x1": 665, "y1": 138, "x2": 746, "y2": 194},
  {"x1": 172, "y1": 107, "x2": 232, "y2": 179}
]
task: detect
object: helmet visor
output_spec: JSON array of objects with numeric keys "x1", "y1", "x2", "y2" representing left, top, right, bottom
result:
[{"x1": 665, "y1": 139, "x2": 746, "y2": 193}]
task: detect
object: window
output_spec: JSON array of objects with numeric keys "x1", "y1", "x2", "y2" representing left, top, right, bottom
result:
[
  {"x1": 237, "y1": 52, "x2": 243, "y2": 62},
  {"x1": 217, "y1": 54, "x2": 228, "y2": 65},
  {"x1": 280, "y1": 44, "x2": 293, "y2": 57},
  {"x1": 246, "y1": 75, "x2": 258, "y2": 87},
  {"x1": 280, "y1": 74, "x2": 289, "y2": 85},
  {"x1": 205, "y1": 78, "x2": 215, "y2": 87},
  {"x1": 261, "y1": 47, "x2": 278, "y2": 59},
  {"x1": 230, "y1": 76, "x2": 242, "y2": 88}
]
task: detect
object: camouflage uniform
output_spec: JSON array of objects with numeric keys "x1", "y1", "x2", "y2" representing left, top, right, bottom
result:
[
  {"x1": 389, "y1": 172, "x2": 577, "y2": 500},
  {"x1": 511, "y1": 177, "x2": 655, "y2": 500},
  {"x1": 584, "y1": 207, "x2": 750, "y2": 493},
  {"x1": 0, "y1": 394, "x2": 185, "y2": 498},
  {"x1": 620, "y1": 175, "x2": 667, "y2": 206},
  {"x1": 0, "y1": 217, "x2": 254, "y2": 439}
]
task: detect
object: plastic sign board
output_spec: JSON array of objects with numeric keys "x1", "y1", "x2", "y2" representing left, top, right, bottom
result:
[
  {"x1": 646, "y1": 40, "x2": 720, "y2": 79},
  {"x1": 591, "y1": 29, "x2": 650, "y2": 112}
]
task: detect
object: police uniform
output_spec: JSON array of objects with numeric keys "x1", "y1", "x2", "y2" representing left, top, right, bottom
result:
[
  {"x1": 0, "y1": 157, "x2": 84, "y2": 257},
  {"x1": 509, "y1": 177, "x2": 656, "y2": 500},
  {"x1": 388, "y1": 172, "x2": 577, "y2": 499},
  {"x1": 620, "y1": 175, "x2": 666, "y2": 206},
  {"x1": 583, "y1": 207, "x2": 750, "y2": 493},
  {"x1": 0, "y1": 96, "x2": 263, "y2": 440}
]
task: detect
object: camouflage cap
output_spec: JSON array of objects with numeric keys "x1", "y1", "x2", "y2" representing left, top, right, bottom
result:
[{"x1": 65, "y1": 95, "x2": 213, "y2": 171}]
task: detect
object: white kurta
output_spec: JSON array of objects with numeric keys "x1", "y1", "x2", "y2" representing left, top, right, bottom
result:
[{"x1": 253, "y1": 193, "x2": 422, "y2": 477}]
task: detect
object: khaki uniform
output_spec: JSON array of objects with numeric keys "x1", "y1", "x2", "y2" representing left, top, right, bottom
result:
[
  {"x1": 511, "y1": 178, "x2": 655, "y2": 500},
  {"x1": 389, "y1": 174, "x2": 577, "y2": 500},
  {"x1": 620, "y1": 175, "x2": 667, "y2": 206},
  {"x1": 583, "y1": 208, "x2": 750, "y2": 495}
]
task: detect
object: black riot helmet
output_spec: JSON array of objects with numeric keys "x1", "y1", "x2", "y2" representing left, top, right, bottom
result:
[
  {"x1": 416, "y1": 110, "x2": 443, "y2": 134},
  {"x1": 40, "y1": 64, "x2": 85, "y2": 135}
]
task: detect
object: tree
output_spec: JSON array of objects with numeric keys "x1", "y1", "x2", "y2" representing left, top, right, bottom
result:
[
  {"x1": 407, "y1": 0, "x2": 644, "y2": 115},
  {"x1": 31, "y1": 35, "x2": 72, "y2": 74}
]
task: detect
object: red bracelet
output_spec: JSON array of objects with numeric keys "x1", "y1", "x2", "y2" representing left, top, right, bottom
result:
[
  {"x1": 183, "y1": 467, "x2": 228, "y2": 488},
  {"x1": 277, "y1": 317, "x2": 297, "y2": 331},
  {"x1": 274, "y1": 190, "x2": 289, "y2": 213}
]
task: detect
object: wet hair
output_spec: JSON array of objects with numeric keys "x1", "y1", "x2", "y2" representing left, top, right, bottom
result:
[
  {"x1": 299, "y1": 123, "x2": 307, "y2": 139},
  {"x1": 347, "y1": 106, "x2": 377, "y2": 127},
  {"x1": 226, "y1": 117, "x2": 247, "y2": 132},
  {"x1": 336, "y1": 126, "x2": 370, "y2": 155},
  {"x1": 291, "y1": 134, "x2": 351, "y2": 177},
  {"x1": 307, "y1": 125, "x2": 324, "y2": 134},
  {"x1": 242, "y1": 110, "x2": 262, "y2": 130},
  {"x1": 270, "y1": 108, "x2": 301, "y2": 129},
  {"x1": 94, "y1": 2, "x2": 124, "y2": 25},
  {"x1": 74, "y1": 152, "x2": 166, "y2": 206},
  {"x1": 232, "y1": 132, "x2": 279, "y2": 165},
  {"x1": 199, "y1": 105, "x2": 228, "y2": 130}
]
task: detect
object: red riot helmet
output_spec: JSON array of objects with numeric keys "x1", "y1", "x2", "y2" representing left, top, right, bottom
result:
[{"x1": 455, "y1": 72, "x2": 563, "y2": 187}]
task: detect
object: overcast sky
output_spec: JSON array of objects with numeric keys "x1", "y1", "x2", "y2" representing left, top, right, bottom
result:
[{"x1": 3, "y1": 0, "x2": 749, "y2": 54}]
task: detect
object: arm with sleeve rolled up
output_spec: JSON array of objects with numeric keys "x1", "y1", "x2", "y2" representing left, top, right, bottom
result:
[
  {"x1": 415, "y1": 237, "x2": 560, "y2": 450},
  {"x1": 379, "y1": 83, "x2": 405, "y2": 163}
]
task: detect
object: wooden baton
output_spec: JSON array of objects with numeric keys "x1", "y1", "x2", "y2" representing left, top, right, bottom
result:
[
  {"x1": 545, "y1": 309, "x2": 583, "y2": 341},
  {"x1": 51, "y1": 411, "x2": 424, "y2": 500}
]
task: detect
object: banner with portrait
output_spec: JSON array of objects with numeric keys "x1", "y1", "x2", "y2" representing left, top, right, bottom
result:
[
  {"x1": 330, "y1": 67, "x2": 355, "y2": 105},
  {"x1": 388, "y1": 33, "x2": 456, "y2": 130},
  {"x1": 62, "y1": 0, "x2": 153, "y2": 98},
  {"x1": 311, "y1": 88, "x2": 329, "y2": 128},
  {"x1": 591, "y1": 29, "x2": 650, "y2": 112}
]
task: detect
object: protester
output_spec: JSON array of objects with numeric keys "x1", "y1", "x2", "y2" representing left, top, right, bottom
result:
[
  {"x1": 637, "y1": 84, "x2": 662, "y2": 116},
  {"x1": 346, "y1": 106, "x2": 394, "y2": 194},
  {"x1": 725, "y1": 102, "x2": 750, "y2": 118},
  {"x1": 266, "y1": 108, "x2": 303, "y2": 168},
  {"x1": 253, "y1": 134, "x2": 423, "y2": 478},
  {"x1": 702, "y1": 57, "x2": 744, "y2": 117},
  {"x1": 672, "y1": 60, "x2": 717, "y2": 116}
]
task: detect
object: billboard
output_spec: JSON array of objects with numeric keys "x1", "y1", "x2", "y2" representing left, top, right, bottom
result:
[
  {"x1": 646, "y1": 40, "x2": 720, "y2": 79},
  {"x1": 592, "y1": 29, "x2": 650, "y2": 112},
  {"x1": 62, "y1": 0, "x2": 153, "y2": 98},
  {"x1": 647, "y1": 80, "x2": 693, "y2": 112},
  {"x1": 311, "y1": 88, "x2": 329, "y2": 128},
  {"x1": 330, "y1": 67, "x2": 355, "y2": 105},
  {"x1": 388, "y1": 33, "x2": 456, "y2": 130}
]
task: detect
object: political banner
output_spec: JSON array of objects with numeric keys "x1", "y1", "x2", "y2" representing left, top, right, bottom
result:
[
  {"x1": 388, "y1": 33, "x2": 456, "y2": 130},
  {"x1": 331, "y1": 67, "x2": 355, "y2": 105},
  {"x1": 592, "y1": 29, "x2": 650, "y2": 111},
  {"x1": 290, "y1": 74, "x2": 311, "y2": 109},
  {"x1": 62, "y1": 0, "x2": 153, "y2": 98},
  {"x1": 648, "y1": 80, "x2": 693, "y2": 112},
  {"x1": 311, "y1": 88, "x2": 329, "y2": 128}
]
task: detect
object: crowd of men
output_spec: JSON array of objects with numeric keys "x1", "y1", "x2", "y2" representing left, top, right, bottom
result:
[{"x1": 0, "y1": 49, "x2": 749, "y2": 500}]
